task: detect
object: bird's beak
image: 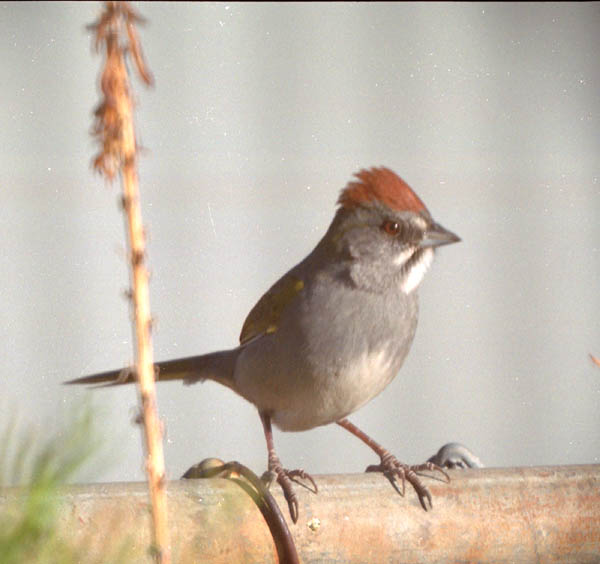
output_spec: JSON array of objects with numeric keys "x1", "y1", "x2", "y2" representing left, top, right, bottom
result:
[{"x1": 420, "y1": 222, "x2": 461, "y2": 248}]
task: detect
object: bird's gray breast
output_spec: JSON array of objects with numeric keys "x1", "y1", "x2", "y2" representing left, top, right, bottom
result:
[{"x1": 235, "y1": 270, "x2": 419, "y2": 431}]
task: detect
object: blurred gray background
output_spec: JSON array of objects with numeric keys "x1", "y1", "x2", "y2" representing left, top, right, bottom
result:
[{"x1": 1, "y1": 2, "x2": 599, "y2": 484}]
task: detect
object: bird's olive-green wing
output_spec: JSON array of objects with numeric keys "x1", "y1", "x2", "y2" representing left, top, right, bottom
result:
[{"x1": 239, "y1": 274, "x2": 305, "y2": 345}]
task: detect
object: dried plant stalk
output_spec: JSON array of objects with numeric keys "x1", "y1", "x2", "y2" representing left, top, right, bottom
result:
[{"x1": 90, "y1": 3, "x2": 170, "y2": 562}]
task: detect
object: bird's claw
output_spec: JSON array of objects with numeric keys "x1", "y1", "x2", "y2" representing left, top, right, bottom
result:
[
  {"x1": 366, "y1": 452, "x2": 449, "y2": 511},
  {"x1": 286, "y1": 468, "x2": 319, "y2": 493},
  {"x1": 263, "y1": 460, "x2": 318, "y2": 523}
]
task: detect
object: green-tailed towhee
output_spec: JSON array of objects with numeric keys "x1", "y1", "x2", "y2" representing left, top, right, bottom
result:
[{"x1": 67, "y1": 166, "x2": 460, "y2": 522}]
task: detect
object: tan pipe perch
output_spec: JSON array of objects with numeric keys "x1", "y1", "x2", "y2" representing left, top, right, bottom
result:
[{"x1": 2, "y1": 465, "x2": 598, "y2": 562}]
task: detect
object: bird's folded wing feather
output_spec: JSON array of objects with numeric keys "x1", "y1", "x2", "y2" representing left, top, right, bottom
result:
[{"x1": 239, "y1": 273, "x2": 305, "y2": 345}]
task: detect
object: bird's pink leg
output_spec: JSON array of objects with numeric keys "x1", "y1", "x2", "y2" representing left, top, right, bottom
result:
[
  {"x1": 260, "y1": 412, "x2": 318, "y2": 523},
  {"x1": 336, "y1": 417, "x2": 449, "y2": 510}
]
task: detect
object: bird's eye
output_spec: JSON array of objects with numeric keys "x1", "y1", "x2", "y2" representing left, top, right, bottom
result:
[{"x1": 381, "y1": 220, "x2": 401, "y2": 236}]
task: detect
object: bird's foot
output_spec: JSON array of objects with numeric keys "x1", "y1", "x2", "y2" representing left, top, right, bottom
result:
[
  {"x1": 366, "y1": 450, "x2": 449, "y2": 511},
  {"x1": 262, "y1": 457, "x2": 318, "y2": 523}
]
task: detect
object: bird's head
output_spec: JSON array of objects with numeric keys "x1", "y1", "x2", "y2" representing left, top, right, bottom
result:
[{"x1": 328, "y1": 167, "x2": 460, "y2": 293}]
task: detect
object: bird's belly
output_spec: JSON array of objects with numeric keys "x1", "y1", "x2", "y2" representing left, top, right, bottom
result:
[
  {"x1": 235, "y1": 278, "x2": 418, "y2": 432},
  {"x1": 236, "y1": 337, "x2": 402, "y2": 432},
  {"x1": 275, "y1": 345, "x2": 399, "y2": 431}
]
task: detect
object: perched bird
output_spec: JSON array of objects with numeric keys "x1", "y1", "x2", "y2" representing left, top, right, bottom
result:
[{"x1": 66, "y1": 167, "x2": 460, "y2": 522}]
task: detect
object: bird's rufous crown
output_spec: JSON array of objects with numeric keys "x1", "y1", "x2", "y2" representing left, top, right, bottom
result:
[{"x1": 338, "y1": 167, "x2": 427, "y2": 213}]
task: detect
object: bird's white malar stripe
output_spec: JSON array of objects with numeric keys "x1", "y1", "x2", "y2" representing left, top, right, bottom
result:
[
  {"x1": 401, "y1": 247, "x2": 434, "y2": 294},
  {"x1": 394, "y1": 247, "x2": 415, "y2": 266}
]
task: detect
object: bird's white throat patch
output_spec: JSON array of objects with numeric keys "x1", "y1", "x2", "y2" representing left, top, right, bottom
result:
[{"x1": 400, "y1": 247, "x2": 434, "y2": 294}]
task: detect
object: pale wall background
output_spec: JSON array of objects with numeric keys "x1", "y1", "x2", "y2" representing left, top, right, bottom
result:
[{"x1": 1, "y1": 2, "x2": 599, "y2": 483}]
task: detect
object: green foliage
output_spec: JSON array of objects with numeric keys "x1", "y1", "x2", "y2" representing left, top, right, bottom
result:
[{"x1": 0, "y1": 401, "x2": 124, "y2": 564}]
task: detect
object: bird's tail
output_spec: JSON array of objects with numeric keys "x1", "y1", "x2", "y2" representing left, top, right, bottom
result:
[{"x1": 64, "y1": 348, "x2": 240, "y2": 392}]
